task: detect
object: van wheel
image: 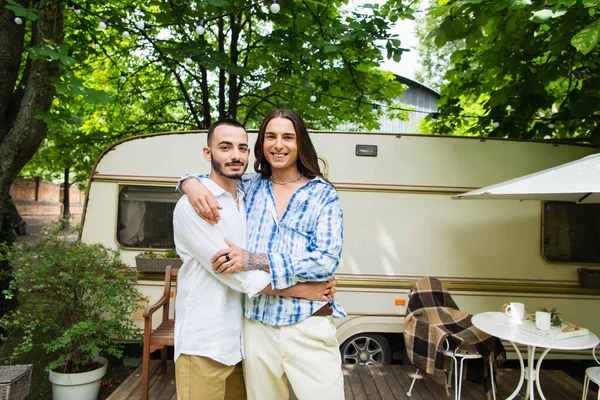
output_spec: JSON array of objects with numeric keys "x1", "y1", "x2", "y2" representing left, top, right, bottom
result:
[{"x1": 340, "y1": 333, "x2": 391, "y2": 365}]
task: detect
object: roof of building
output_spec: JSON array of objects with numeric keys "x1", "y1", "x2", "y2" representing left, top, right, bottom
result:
[{"x1": 394, "y1": 75, "x2": 440, "y2": 98}]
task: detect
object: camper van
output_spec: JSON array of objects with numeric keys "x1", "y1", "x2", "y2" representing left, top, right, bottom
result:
[{"x1": 80, "y1": 131, "x2": 600, "y2": 364}]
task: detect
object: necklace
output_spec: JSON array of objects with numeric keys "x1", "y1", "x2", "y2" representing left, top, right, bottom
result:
[{"x1": 271, "y1": 173, "x2": 303, "y2": 185}]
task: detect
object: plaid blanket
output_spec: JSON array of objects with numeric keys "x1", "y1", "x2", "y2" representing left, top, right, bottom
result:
[{"x1": 404, "y1": 276, "x2": 504, "y2": 391}]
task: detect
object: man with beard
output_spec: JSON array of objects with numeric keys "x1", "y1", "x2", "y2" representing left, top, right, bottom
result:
[
  {"x1": 178, "y1": 110, "x2": 345, "y2": 400},
  {"x1": 173, "y1": 119, "x2": 336, "y2": 400}
]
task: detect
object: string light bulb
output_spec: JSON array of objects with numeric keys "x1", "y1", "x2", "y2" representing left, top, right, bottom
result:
[
  {"x1": 123, "y1": 30, "x2": 130, "y2": 38},
  {"x1": 120, "y1": 73, "x2": 126, "y2": 81},
  {"x1": 270, "y1": 0, "x2": 281, "y2": 13},
  {"x1": 430, "y1": 112, "x2": 439, "y2": 122},
  {"x1": 310, "y1": 91, "x2": 317, "y2": 102},
  {"x1": 14, "y1": 17, "x2": 23, "y2": 25},
  {"x1": 98, "y1": 19, "x2": 107, "y2": 30},
  {"x1": 371, "y1": 104, "x2": 379, "y2": 114},
  {"x1": 492, "y1": 121, "x2": 500, "y2": 129},
  {"x1": 136, "y1": 20, "x2": 145, "y2": 30},
  {"x1": 548, "y1": 120, "x2": 555, "y2": 129},
  {"x1": 73, "y1": 6, "x2": 81, "y2": 15},
  {"x1": 185, "y1": 55, "x2": 193, "y2": 64},
  {"x1": 196, "y1": 20, "x2": 205, "y2": 35}
]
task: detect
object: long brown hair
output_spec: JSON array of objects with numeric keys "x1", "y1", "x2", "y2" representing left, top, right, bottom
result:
[{"x1": 254, "y1": 109, "x2": 322, "y2": 179}]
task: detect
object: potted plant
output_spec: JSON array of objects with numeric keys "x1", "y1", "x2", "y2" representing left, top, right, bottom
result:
[
  {"x1": 0, "y1": 226, "x2": 145, "y2": 400},
  {"x1": 135, "y1": 249, "x2": 182, "y2": 273}
]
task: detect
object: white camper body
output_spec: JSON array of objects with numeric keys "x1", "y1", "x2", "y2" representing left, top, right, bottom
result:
[{"x1": 80, "y1": 131, "x2": 600, "y2": 362}]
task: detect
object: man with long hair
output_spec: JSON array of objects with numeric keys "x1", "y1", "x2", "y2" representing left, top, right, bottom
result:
[
  {"x1": 173, "y1": 118, "x2": 338, "y2": 400},
  {"x1": 178, "y1": 109, "x2": 345, "y2": 399}
]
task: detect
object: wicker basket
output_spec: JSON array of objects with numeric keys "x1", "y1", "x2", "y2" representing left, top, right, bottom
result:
[
  {"x1": 135, "y1": 255, "x2": 182, "y2": 273},
  {"x1": 578, "y1": 268, "x2": 600, "y2": 288},
  {"x1": 0, "y1": 365, "x2": 32, "y2": 400}
]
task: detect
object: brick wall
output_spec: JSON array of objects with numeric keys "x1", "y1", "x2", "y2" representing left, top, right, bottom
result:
[{"x1": 9, "y1": 178, "x2": 85, "y2": 226}]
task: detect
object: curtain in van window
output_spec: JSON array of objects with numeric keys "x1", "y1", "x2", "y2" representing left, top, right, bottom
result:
[{"x1": 118, "y1": 201, "x2": 146, "y2": 245}]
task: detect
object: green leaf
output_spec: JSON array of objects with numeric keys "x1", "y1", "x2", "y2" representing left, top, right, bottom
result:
[
  {"x1": 4, "y1": 2, "x2": 39, "y2": 20},
  {"x1": 323, "y1": 44, "x2": 336, "y2": 53},
  {"x1": 54, "y1": 82, "x2": 69, "y2": 94},
  {"x1": 35, "y1": 110, "x2": 57, "y2": 124},
  {"x1": 4, "y1": 5, "x2": 28, "y2": 17},
  {"x1": 530, "y1": 9, "x2": 567, "y2": 22},
  {"x1": 571, "y1": 20, "x2": 600, "y2": 54},
  {"x1": 583, "y1": 0, "x2": 600, "y2": 6},
  {"x1": 466, "y1": 33, "x2": 477, "y2": 47},
  {"x1": 83, "y1": 89, "x2": 113, "y2": 104},
  {"x1": 59, "y1": 55, "x2": 76, "y2": 66}
]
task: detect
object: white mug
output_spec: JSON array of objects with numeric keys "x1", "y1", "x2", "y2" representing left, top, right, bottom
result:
[
  {"x1": 505, "y1": 302, "x2": 525, "y2": 320},
  {"x1": 536, "y1": 311, "x2": 552, "y2": 331}
]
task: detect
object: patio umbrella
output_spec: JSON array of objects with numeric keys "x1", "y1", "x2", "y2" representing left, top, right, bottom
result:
[{"x1": 454, "y1": 153, "x2": 600, "y2": 204}]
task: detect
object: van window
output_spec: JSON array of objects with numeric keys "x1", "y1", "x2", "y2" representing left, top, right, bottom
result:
[
  {"x1": 543, "y1": 202, "x2": 600, "y2": 263},
  {"x1": 117, "y1": 185, "x2": 181, "y2": 249}
]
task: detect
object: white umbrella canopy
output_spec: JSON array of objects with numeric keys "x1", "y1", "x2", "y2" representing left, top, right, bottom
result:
[{"x1": 454, "y1": 153, "x2": 600, "y2": 203}]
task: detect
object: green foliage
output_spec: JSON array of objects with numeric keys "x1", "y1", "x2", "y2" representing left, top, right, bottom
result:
[
  {"x1": 4, "y1": 0, "x2": 39, "y2": 20},
  {"x1": 13, "y1": 0, "x2": 415, "y2": 184},
  {"x1": 423, "y1": 0, "x2": 600, "y2": 140},
  {"x1": 0, "y1": 227, "x2": 146, "y2": 373},
  {"x1": 414, "y1": 5, "x2": 459, "y2": 92},
  {"x1": 0, "y1": 206, "x2": 17, "y2": 335}
]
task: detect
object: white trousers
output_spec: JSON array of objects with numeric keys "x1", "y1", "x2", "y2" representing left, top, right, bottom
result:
[{"x1": 242, "y1": 316, "x2": 344, "y2": 400}]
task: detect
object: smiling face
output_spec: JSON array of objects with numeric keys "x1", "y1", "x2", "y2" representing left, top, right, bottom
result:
[
  {"x1": 204, "y1": 124, "x2": 249, "y2": 181},
  {"x1": 262, "y1": 117, "x2": 299, "y2": 175}
]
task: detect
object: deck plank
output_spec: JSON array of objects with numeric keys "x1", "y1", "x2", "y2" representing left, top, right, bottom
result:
[
  {"x1": 106, "y1": 363, "x2": 144, "y2": 400},
  {"x1": 374, "y1": 365, "x2": 409, "y2": 400},
  {"x1": 492, "y1": 367, "x2": 517, "y2": 399},
  {"x1": 497, "y1": 366, "x2": 524, "y2": 398},
  {"x1": 542, "y1": 370, "x2": 582, "y2": 400},
  {"x1": 346, "y1": 365, "x2": 369, "y2": 400},
  {"x1": 107, "y1": 360, "x2": 161, "y2": 400},
  {"x1": 105, "y1": 361, "x2": 590, "y2": 399},
  {"x1": 148, "y1": 362, "x2": 176, "y2": 400},
  {"x1": 367, "y1": 365, "x2": 395, "y2": 400},
  {"x1": 394, "y1": 365, "x2": 431, "y2": 399},
  {"x1": 356, "y1": 364, "x2": 382, "y2": 399},
  {"x1": 342, "y1": 367, "x2": 355, "y2": 400}
]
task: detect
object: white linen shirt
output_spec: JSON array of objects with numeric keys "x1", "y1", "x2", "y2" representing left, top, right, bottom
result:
[{"x1": 173, "y1": 178, "x2": 272, "y2": 365}]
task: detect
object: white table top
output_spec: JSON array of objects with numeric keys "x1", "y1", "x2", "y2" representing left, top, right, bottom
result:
[{"x1": 472, "y1": 312, "x2": 600, "y2": 350}]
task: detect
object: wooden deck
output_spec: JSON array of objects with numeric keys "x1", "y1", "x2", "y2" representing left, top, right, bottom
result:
[{"x1": 107, "y1": 361, "x2": 595, "y2": 399}]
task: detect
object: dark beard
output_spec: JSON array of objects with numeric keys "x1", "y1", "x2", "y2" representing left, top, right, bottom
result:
[{"x1": 212, "y1": 158, "x2": 246, "y2": 179}]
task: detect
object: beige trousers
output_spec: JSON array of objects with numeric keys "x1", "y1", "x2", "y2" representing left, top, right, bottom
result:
[
  {"x1": 242, "y1": 316, "x2": 344, "y2": 400},
  {"x1": 175, "y1": 354, "x2": 246, "y2": 400}
]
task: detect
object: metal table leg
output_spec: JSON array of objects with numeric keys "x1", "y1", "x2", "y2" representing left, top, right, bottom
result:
[
  {"x1": 507, "y1": 341, "x2": 526, "y2": 400},
  {"x1": 534, "y1": 347, "x2": 551, "y2": 400}
]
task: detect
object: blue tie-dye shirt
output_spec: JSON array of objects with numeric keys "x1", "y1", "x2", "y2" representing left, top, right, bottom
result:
[{"x1": 179, "y1": 173, "x2": 346, "y2": 326}]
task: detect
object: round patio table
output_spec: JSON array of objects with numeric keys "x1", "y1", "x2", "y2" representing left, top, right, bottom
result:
[{"x1": 472, "y1": 312, "x2": 599, "y2": 400}]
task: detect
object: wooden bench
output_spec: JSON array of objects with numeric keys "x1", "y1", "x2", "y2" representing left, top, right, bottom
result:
[{"x1": 141, "y1": 265, "x2": 178, "y2": 400}]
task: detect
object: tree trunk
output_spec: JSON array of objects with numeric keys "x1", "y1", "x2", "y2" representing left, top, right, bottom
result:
[
  {"x1": 228, "y1": 13, "x2": 241, "y2": 119},
  {"x1": 201, "y1": 67, "x2": 211, "y2": 128},
  {"x1": 63, "y1": 167, "x2": 70, "y2": 222},
  {"x1": 0, "y1": 2, "x2": 65, "y2": 239},
  {"x1": 218, "y1": 17, "x2": 226, "y2": 120}
]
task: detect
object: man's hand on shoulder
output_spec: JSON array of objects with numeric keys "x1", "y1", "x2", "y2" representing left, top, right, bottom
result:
[{"x1": 182, "y1": 178, "x2": 222, "y2": 224}]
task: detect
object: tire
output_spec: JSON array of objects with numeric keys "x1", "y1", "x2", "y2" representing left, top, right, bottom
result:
[{"x1": 340, "y1": 333, "x2": 392, "y2": 365}]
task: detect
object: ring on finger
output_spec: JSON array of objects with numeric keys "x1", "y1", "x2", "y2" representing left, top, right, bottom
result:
[
  {"x1": 226, "y1": 261, "x2": 231, "y2": 267},
  {"x1": 225, "y1": 254, "x2": 230, "y2": 262}
]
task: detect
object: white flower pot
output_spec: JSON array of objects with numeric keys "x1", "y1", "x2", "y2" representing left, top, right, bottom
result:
[{"x1": 48, "y1": 356, "x2": 108, "y2": 400}]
